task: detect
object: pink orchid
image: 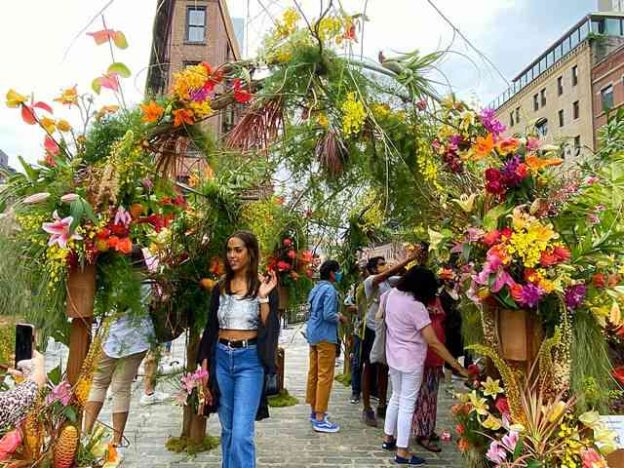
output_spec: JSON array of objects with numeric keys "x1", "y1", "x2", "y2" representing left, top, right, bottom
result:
[
  {"x1": 42, "y1": 211, "x2": 82, "y2": 248},
  {"x1": 114, "y1": 206, "x2": 132, "y2": 227},
  {"x1": 486, "y1": 441, "x2": 507, "y2": 464},
  {"x1": 475, "y1": 266, "x2": 515, "y2": 293},
  {"x1": 46, "y1": 380, "x2": 72, "y2": 406},
  {"x1": 501, "y1": 431, "x2": 519, "y2": 452}
]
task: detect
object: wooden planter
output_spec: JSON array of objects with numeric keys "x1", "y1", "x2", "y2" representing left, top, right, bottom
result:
[
  {"x1": 495, "y1": 308, "x2": 543, "y2": 363},
  {"x1": 278, "y1": 285, "x2": 289, "y2": 311},
  {"x1": 66, "y1": 263, "x2": 96, "y2": 319}
]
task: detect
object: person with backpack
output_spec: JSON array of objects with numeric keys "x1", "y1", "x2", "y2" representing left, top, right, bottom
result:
[{"x1": 305, "y1": 260, "x2": 348, "y2": 433}]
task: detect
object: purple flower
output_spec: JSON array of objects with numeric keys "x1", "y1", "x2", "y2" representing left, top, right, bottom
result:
[
  {"x1": 486, "y1": 441, "x2": 507, "y2": 464},
  {"x1": 142, "y1": 178, "x2": 154, "y2": 191},
  {"x1": 189, "y1": 87, "x2": 211, "y2": 102},
  {"x1": 518, "y1": 283, "x2": 543, "y2": 308},
  {"x1": 587, "y1": 213, "x2": 600, "y2": 225},
  {"x1": 501, "y1": 155, "x2": 524, "y2": 187},
  {"x1": 564, "y1": 284, "x2": 587, "y2": 310},
  {"x1": 480, "y1": 108, "x2": 506, "y2": 135}
]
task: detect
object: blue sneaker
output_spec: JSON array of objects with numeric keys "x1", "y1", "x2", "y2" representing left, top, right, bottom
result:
[
  {"x1": 312, "y1": 416, "x2": 340, "y2": 433},
  {"x1": 309, "y1": 411, "x2": 328, "y2": 422}
]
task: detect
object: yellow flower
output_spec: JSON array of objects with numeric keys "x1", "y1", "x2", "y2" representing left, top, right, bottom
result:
[
  {"x1": 40, "y1": 117, "x2": 56, "y2": 134},
  {"x1": 341, "y1": 92, "x2": 366, "y2": 137},
  {"x1": 317, "y1": 16, "x2": 342, "y2": 41},
  {"x1": 316, "y1": 113, "x2": 329, "y2": 129},
  {"x1": 188, "y1": 100, "x2": 212, "y2": 118},
  {"x1": 57, "y1": 119, "x2": 72, "y2": 132},
  {"x1": 481, "y1": 377, "x2": 504, "y2": 398},
  {"x1": 171, "y1": 65, "x2": 209, "y2": 101},
  {"x1": 468, "y1": 391, "x2": 489, "y2": 416},
  {"x1": 54, "y1": 86, "x2": 78, "y2": 106},
  {"x1": 452, "y1": 193, "x2": 477, "y2": 213},
  {"x1": 579, "y1": 411, "x2": 600, "y2": 428},
  {"x1": 6, "y1": 89, "x2": 28, "y2": 108},
  {"x1": 481, "y1": 414, "x2": 502, "y2": 430},
  {"x1": 546, "y1": 401, "x2": 566, "y2": 423},
  {"x1": 279, "y1": 8, "x2": 300, "y2": 36}
]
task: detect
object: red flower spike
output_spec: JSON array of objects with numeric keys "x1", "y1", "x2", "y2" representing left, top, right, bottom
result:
[{"x1": 232, "y1": 78, "x2": 252, "y2": 104}]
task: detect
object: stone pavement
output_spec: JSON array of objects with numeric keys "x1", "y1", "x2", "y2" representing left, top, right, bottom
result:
[{"x1": 91, "y1": 327, "x2": 465, "y2": 467}]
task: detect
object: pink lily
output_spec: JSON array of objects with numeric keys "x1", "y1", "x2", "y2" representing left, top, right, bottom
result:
[
  {"x1": 46, "y1": 380, "x2": 72, "y2": 406},
  {"x1": 114, "y1": 206, "x2": 132, "y2": 227},
  {"x1": 42, "y1": 210, "x2": 82, "y2": 248}
]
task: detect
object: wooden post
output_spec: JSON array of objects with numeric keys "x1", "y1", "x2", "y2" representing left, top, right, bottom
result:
[
  {"x1": 66, "y1": 318, "x2": 92, "y2": 385},
  {"x1": 276, "y1": 347, "x2": 285, "y2": 393}
]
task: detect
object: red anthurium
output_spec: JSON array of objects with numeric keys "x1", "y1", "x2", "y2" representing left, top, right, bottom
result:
[
  {"x1": 232, "y1": 78, "x2": 252, "y2": 104},
  {"x1": 283, "y1": 238, "x2": 293, "y2": 247},
  {"x1": 482, "y1": 230, "x2": 500, "y2": 247},
  {"x1": 44, "y1": 136, "x2": 60, "y2": 155}
]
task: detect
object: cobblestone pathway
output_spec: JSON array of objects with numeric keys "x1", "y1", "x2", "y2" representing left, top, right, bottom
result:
[{"x1": 93, "y1": 328, "x2": 464, "y2": 467}]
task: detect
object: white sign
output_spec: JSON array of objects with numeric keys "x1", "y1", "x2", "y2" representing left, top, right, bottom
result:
[{"x1": 600, "y1": 416, "x2": 624, "y2": 449}]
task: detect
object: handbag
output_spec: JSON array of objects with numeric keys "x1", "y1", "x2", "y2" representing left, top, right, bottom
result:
[
  {"x1": 264, "y1": 372, "x2": 279, "y2": 396},
  {"x1": 369, "y1": 290, "x2": 390, "y2": 366}
]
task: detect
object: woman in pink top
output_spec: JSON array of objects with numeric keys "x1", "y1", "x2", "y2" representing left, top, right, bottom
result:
[{"x1": 381, "y1": 267, "x2": 467, "y2": 466}]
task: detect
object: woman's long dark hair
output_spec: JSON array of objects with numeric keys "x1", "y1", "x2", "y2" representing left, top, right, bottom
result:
[
  {"x1": 223, "y1": 230, "x2": 261, "y2": 299},
  {"x1": 395, "y1": 266, "x2": 438, "y2": 305}
]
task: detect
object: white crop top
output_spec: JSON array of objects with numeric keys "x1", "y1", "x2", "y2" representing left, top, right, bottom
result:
[{"x1": 217, "y1": 294, "x2": 260, "y2": 331}]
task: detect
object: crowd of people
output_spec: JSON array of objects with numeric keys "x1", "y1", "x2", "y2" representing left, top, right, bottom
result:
[
  {"x1": 306, "y1": 244, "x2": 470, "y2": 466},
  {"x1": 0, "y1": 231, "x2": 470, "y2": 468}
]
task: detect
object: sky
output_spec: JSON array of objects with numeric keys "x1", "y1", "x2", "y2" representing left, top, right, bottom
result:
[{"x1": 0, "y1": 0, "x2": 596, "y2": 168}]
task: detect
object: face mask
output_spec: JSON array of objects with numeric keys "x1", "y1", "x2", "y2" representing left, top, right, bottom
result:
[{"x1": 334, "y1": 272, "x2": 343, "y2": 283}]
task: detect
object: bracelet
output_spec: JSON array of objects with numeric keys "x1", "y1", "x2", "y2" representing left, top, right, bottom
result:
[{"x1": 258, "y1": 296, "x2": 269, "y2": 304}]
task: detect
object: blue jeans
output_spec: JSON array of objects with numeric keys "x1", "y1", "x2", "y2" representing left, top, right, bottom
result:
[
  {"x1": 351, "y1": 335, "x2": 362, "y2": 396},
  {"x1": 216, "y1": 343, "x2": 265, "y2": 468}
]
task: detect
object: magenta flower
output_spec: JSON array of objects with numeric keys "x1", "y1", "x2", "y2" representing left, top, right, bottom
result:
[
  {"x1": 42, "y1": 211, "x2": 82, "y2": 249},
  {"x1": 480, "y1": 108, "x2": 506, "y2": 135},
  {"x1": 486, "y1": 441, "x2": 507, "y2": 464},
  {"x1": 46, "y1": 381, "x2": 72, "y2": 406},
  {"x1": 564, "y1": 284, "x2": 587, "y2": 310},
  {"x1": 518, "y1": 283, "x2": 543, "y2": 308},
  {"x1": 526, "y1": 136, "x2": 541, "y2": 151}
]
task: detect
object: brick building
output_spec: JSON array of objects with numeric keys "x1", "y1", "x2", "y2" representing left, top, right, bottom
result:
[
  {"x1": 592, "y1": 38, "x2": 624, "y2": 140},
  {"x1": 146, "y1": 0, "x2": 242, "y2": 182}
]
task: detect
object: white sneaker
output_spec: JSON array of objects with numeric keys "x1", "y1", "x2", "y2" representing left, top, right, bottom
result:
[{"x1": 140, "y1": 391, "x2": 170, "y2": 406}]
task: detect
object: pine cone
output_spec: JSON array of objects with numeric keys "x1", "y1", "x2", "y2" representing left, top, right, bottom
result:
[{"x1": 53, "y1": 425, "x2": 79, "y2": 468}]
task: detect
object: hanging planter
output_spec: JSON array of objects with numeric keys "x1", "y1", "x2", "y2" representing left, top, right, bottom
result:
[
  {"x1": 495, "y1": 308, "x2": 543, "y2": 363},
  {"x1": 65, "y1": 263, "x2": 96, "y2": 319}
]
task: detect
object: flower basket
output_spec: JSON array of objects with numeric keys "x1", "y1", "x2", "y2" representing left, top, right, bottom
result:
[
  {"x1": 494, "y1": 308, "x2": 542, "y2": 363},
  {"x1": 65, "y1": 263, "x2": 96, "y2": 319}
]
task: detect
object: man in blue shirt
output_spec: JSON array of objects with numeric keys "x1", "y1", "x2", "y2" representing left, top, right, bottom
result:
[{"x1": 305, "y1": 260, "x2": 347, "y2": 433}]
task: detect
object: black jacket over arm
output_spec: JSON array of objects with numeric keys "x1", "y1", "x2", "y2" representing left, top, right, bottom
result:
[{"x1": 196, "y1": 283, "x2": 280, "y2": 420}]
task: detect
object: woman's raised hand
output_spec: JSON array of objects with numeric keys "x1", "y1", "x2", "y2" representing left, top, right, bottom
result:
[{"x1": 258, "y1": 269, "x2": 278, "y2": 299}]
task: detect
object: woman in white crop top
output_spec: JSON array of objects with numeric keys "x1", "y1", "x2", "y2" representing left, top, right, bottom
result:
[{"x1": 198, "y1": 231, "x2": 277, "y2": 468}]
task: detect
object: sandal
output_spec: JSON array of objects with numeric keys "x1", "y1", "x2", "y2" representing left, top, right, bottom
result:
[{"x1": 417, "y1": 436, "x2": 441, "y2": 453}]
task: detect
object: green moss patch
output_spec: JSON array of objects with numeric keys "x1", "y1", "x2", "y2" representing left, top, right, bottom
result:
[
  {"x1": 267, "y1": 389, "x2": 299, "y2": 407},
  {"x1": 165, "y1": 434, "x2": 220, "y2": 455}
]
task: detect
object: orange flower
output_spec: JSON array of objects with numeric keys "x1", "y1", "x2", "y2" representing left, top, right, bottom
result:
[
  {"x1": 140, "y1": 100, "x2": 164, "y2": 123},
  {"x1": 54, "y1": 86, "x2": 78, "y2": 106},
  {"x1": 473, "y1": 133, "x2": 495, "y2": 159},
  {"x1": 525, "y1": 154, "x2": 563, "y2": 172},
  {"x1": 457, "y1": 438, "x2": 470, "y2": 453},
  {"x1": 173, "y1": 108, "x2": 194, "y2": 127},
  {"x1": 497, "y1": 137, "x2": 520, "y2": 154},
  {"x1": 116, "y1": 237, "x2": 133, "y2": 254}
]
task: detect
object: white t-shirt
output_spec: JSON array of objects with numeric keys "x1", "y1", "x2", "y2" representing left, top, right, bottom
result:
[{"x1": 363, "y1": 275, "x2": 399, "y2": 331}]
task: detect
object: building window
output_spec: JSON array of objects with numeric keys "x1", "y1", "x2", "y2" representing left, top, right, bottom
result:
[
  {"x1": 573, "y1": 100, "x2": 580, "y2": 120},
  {"x1": 601, "y1": 84, "x2": 614, "y2": 111},
  {"x1": 558, "y1": 109, "x2": 564, "y2": 127},
  {"x1": 533, "y1": 94, "x2": 539, "y2": 111},
  {"x1": 557, "y1": 76, "x2": 563, "y2": 96},
  {"x1": 536, "y1": 118, "x2": 548, "y2": 138},
  {"x1": 515, "y1": 107, "x2": 520, "y2": 124},
  {"x1": 182, "y1": 60, "x2": 201, "y2": 68},
  {"x1": 186, "y1": 6, "x2": 206, "y2": 43},
  {"x1": 510, "y1": 112, "x2": 514, "y2": 127},
  {"x1": 572, "y1": 66, "x2": 578, "y2": 86},
  {"x1": 540, "y1": 88, "x2": 546, "y2": 107},
  {"x1": 574, "y1": 135, "x2": 581, "y2": 156}
]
